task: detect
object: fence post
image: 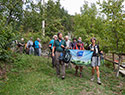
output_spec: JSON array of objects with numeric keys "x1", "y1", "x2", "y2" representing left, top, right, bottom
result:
[
  {"x1": 116, "y1": 55, "x2": 121, "y2": 77},
  {"x1": 112, "y1": 53, "x2": 115, "y2": 70}
]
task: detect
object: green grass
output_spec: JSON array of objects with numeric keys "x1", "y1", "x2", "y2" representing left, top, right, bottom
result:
[{"x1": 0, "y1": 55, "x2": 125, "y2": 95}]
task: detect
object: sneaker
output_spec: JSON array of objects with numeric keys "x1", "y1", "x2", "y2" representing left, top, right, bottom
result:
[
  {"x1": 62, "y1": 76, "x2": 65, "y2": 80},
  {"x1": 97, "y1": 79, "x2": 101, "y2": 85},
  {"x1": 90, "y1": 76, "x2": 95, "y2": 81}
]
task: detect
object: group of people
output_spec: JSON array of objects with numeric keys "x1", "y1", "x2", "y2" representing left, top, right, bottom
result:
[
  {"x1": 15, "y1": 37, "x2": 42, "y2": 56},
  {"x1": 49, "y1": 32, "x2": 103, "y2": 84}
]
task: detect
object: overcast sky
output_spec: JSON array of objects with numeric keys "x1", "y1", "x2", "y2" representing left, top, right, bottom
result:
[
  {"x1": 32, "y1": 0, "x2": 125, "y2": 15},
  {"x1": 60, "y1": 0, "x2": 100, "y2": 15}
]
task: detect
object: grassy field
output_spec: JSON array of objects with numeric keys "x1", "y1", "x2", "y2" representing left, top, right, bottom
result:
[{"x1": 0, "y1": 55, "x2": 124, "y2": 95}]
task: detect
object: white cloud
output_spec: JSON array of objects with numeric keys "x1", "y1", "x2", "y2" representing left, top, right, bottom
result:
[
  {"x1": 60, "y1": 0, "x2": 99, "y2": 15},
  {"x1": 32, "y1": 0, "x2": 125, "y2": 15},
  {"x1": 60, "y1": 0, "x2": 125, "y2": 15}
]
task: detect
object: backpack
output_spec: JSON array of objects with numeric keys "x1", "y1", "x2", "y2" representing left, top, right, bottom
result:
[
  {"x1": 33, "y1": 42, "x2": 35, "y2": 47},
  {"x1": 63, "y1": 49, "x2": 72, "y2": 63}
]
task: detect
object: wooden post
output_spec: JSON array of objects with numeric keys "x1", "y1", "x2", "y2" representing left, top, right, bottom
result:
[
  {"x1": 112, "y1": 53, "x2": 115, "y2": 70},
  {"x1": 116, "y1": 55, "x2": 121, "y2": 77}
]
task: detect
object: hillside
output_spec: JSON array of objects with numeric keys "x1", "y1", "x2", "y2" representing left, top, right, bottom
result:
[{"x1": 0, "y1": 55, "x2": 124, "y2": 95}]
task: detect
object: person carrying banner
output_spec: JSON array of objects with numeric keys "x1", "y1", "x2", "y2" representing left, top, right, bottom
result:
[
  {"x1": 71, "y1": 38, "x2": 77, "y2": 49},
  {"x1": 52, "y1": 32, "x2": 66, "y2": 79},
  {"x1": 73, "y1": 40, "x2": 85, "y2": 78},
  {"x1": 78, "y1": 37, "x2": 84, "y2": 47},
  {"x1": 88, "y1": 37, "x2": 103, "y2": 85}
]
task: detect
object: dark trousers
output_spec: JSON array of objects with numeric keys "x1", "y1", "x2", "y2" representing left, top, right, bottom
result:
[
  {"x1": 55, "y1": 51, "x2": 65, "y2": 77},
  {"x1": 35, "y1": 48, "x2": 39, "y2": 56},
  {"x1": 51, "y1": 56, "x2": 55, "y2": 67}
]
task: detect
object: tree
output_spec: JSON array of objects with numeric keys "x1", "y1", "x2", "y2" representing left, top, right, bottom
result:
[
  {"x1": 0, "y1": 0, "x2": 23, "y2": 26},
  {"x1": 97, "y1": 0, "x2": 125, "y2": 54},
  {"x1": 73, "y1": 1, "x2": 105, "y2": 49}
]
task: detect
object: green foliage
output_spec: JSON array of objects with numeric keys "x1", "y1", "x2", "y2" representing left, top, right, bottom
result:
[
  {"x1": 21, "y1": 0, "x2": 73, "y2": 37},
  {"x1": 0, "y1": 0, "x2": 23, "y2": 26},
  {"x1": 23, "y1": 32, "x2": 50, "y2": 44},
  {"x1": 0, "y1": 17, "x2": 19, "y2": 62},
  {"x1": 73, "y1": 0, "x2": 125, "y2": 53},
  {"x1": 97, "y1": 0, "x2": 125, "y2": 54},
  {"x1": 73, "y1": 2, "x2": 105, "y2": 50}
]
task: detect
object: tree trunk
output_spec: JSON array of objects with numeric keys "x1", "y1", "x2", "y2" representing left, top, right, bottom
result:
[{"x1": 112, "y1": 53, "x2": 115, "y2": 70}]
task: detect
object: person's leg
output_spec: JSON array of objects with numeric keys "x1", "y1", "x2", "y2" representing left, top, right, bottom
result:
[
  {"x1": 91, "y1": 57, "x2": 96, "y2": 81},
  {"x1": 61, "y1": 61, "x2": 65, "y2": 79},
  {"x1": 96, "y1": 66, "x2": 101, "y2": 84},
  {"x1": 92, "y1": 67, "x2": 95, "y2": 76},
  {"x1": 31, "y1": 47, "x2": 34, "y2": 55},
  {"x1": 80, "y1": 66, "x2": 83, "y2": 78},
  {"x1": 91, "y1": 67, "x2": 95, "y2": 81},
  {"x1": 37, "y1": 48, "x2": 39, "y2": 56},
  {"x1": 55, "y1": 52, "x2": 60, "y2": 76},
  {"x1": 52, "y1": 56, "x2": 55, "y2": 68},
  {"x1": 75, "y1": 66, "x2": 79, "y2": 76},
  {"x1": 34, "y1": 48, "x2": 37, "y2": 55},
  {"x1": 96, "y1": 56, "x2": 101, "y2": 84},
  {"x1": 29, "y1": 47, "x2": 31, "y2": 55},
  {"x1": 39, "y1": 49, "x2": 41, "y2": 56},
  {"x1": 20, "y1": 47, "x2": 23, "y2": 54},
  {"x1": 95, "y1": 66, "x2": 100, "y2": 78}
]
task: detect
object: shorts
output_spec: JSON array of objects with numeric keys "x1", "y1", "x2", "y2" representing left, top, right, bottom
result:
[{"x1": 91, "y1": 56, "x2": 100, "y2": 67}]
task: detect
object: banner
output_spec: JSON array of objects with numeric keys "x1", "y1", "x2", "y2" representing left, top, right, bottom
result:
[{"x1": 69, "y1": 50, "x2": 93, "y2": 66}]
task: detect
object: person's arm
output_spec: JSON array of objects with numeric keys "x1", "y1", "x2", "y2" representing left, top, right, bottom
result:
[
  {"x1": 82, "y1": 46, "x2": 85, "y2": 50},
  {"x1": 69, "y1": 41, "x2": 72, "y2": 49},
  {"x1": 98, "y1": 45, "x2": 103, "y2": 54},
  {"x1": 88, "y1": 45, "x2": 90, "y2": 50},
  {"x1": 88, "y1": 45, "x2": 94, "y2": 51},
  {"x1": 73, "y1": 46, "x2": 76, "y2": 50},
  {"x1": 27, "y1": 41, "x2": 29, "y2": 48},
  {"x1": 61, "y1": 40, "x2": 66, "y2": 49}
]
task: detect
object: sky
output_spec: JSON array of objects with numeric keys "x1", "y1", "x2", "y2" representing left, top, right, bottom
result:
[
  {"x1": 60, "y1": 0, "x2": 100, "y2": 15},
  {"x1": 31, "y1": 0, "x2": 125, "y2": 15}
]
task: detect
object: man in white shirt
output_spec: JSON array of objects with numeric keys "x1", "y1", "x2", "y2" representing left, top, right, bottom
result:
[{"x1": 65, "y1": 36, "x2": 71, "y2": 49}]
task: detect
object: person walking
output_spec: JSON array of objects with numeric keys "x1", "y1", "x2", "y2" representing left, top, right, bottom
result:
[
  {"x1": 70, "y1": 38, "x2": 77, "y2": 49},
  {"x1": 73, "y1": 40, "x2": 85, "y2": 78},
  {"x1": 78, "y1": 37, "x2": 84, "y2": 47},
  {"x1": 18, "y1": 38, "x2": 25, "y2": 54},
  {"x1": 88, "y1": 37, "x2": 103, "y2": 85},
  {"x1": 52, "y1": 32, "x2": 66, "y2": 79},
  {"x1": 27, "y1": 37, "x2": 34, "y2": 55},
  {"x1": 34, "y1": 38, "x2": 40, "y2": 56}
]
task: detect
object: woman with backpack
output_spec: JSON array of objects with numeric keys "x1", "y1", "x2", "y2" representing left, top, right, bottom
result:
[
  {"x1": 73, "y1": 40, "x2": 85, "y2": 78},
  {"x1": 88, "y1": 37, "x2": 103, "y2": 85}
]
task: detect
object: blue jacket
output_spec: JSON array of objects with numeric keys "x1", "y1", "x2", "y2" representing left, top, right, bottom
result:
[
  {"x1": 49, "y1": 39, "x2": 54, "y2": 49},
  {"x1": 34, "y1": 40, "x2": 39, "y2": 48}
]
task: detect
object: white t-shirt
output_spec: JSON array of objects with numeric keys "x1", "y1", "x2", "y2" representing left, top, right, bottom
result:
[{"x1": 66, "y1": 40, "x2": 71, "y2": 48}]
